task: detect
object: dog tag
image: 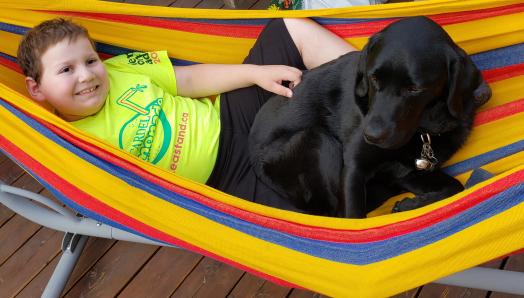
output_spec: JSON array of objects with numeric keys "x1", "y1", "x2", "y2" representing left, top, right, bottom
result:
[
  {"x1": 415, "y1": 158, "x2": 431, "y2": 170},
  {"x1": 415, "y1": 133, "x2": 438, "y2": 171}
]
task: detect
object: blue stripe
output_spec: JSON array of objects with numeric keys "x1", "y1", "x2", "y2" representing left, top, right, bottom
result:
[
  {"x1": 0, "y1": 52, "x2": 17, "y2": 63},
  {"x1": 0, "y1": 21, "x2": 28, "y2": 35},
  {"x1": 443, "y1": 140, "x2": 524, "y2": 177},
  {"x1": 2, "y1": 98, "x2": 523, "y2": 265},
  {"x1": 471, "y1": 43, "x2": 524, "y2": 71}
]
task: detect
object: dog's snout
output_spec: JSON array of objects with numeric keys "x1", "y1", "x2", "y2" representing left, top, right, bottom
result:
[
  {"x1": 364, "y1": 117, "x2": 391, "y2": 145},
  {"x1": 363, "y1": 128, "x2": 389, "y2": 145}
]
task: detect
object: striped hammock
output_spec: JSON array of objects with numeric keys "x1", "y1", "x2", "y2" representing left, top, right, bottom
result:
[{"x1": 0, "y1": 0, "x2": 523, "y2": 296}]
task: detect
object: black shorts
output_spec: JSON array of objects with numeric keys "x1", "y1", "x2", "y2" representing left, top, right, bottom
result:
[{"x1": 206, "y1": 18, "x2": 306, "y2": 211}]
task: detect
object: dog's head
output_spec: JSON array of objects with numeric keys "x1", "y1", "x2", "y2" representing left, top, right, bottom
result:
[{"x1": 355, "y1": 16, "x2": 491, "y2": 149}]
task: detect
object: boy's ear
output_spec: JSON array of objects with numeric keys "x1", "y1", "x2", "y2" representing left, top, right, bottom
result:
[{"x1": 25, "y1": 77, "x2": 46, "y2": 102}]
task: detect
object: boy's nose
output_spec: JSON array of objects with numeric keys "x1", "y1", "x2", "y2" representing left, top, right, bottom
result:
[{"x1": 78, "y1": 67, "x2": 95, "y2": 82}]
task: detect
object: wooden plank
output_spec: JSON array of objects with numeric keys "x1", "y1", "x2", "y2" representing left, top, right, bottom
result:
[
  {"x1": 62, "y1": 238, "x2": 117, "y2": 293},
  {"x1": 227, "y1": 273, "x2": 265, "y2": 297},
  {"x1": 170, "y1": 0, "x2": 203, "y2": 8},
  {"x1": 228, "y1": 272, "x2": 291, "y2": 297},
  {"x1": 63, "y1": 241, "x2": 157, "y2": 297},
  {"x1": 0, "y1": 152, "x2": 7, "y2": 164},
  {"x1": 0, "y1": 172, "x2": 45, "y2": 227},
  {"x1": 15, "y1": 254, "x2": 61, "y2": 298},
  {"x1": 195, "y1": 0, "x2": 224, "y2": 9},
  {"x1": 125, "y1": 0, "x2": 176, "y2": 5},
  {"x1": 391, "y1": 288, "x2": 419, "y2": 298},
  {"x1": 288, "y1": 288, "x2": 329, "y2": 298},
  {"x1": 0, "y1": 157, "x2": 25, "y2": 186},
  {"x1": 250, "y1": 0, "x2": 269, "y2": 10},
  {"x1": 0, "y1": 228, "x2": 63, "y2": 297},
  {"x1": 170, "y1": 257, "x2": 244, "y2": 297},
  {"x1": 15, "y1": 237, "x2": 116, "y2": 297},
  {"x1": 118, "y1": 247, "x2": 203, "y2": 297},
  {"x1": 0, "y1": 215, "x2": 42, "y2": 266},
  {"x1": 252, "y1": 280, "x2": 292, "y2": 297}
]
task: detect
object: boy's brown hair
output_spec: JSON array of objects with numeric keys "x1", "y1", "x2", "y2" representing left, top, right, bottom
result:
[{"x1": 17, "y1": 18, "x2": 96, "y2": 83}]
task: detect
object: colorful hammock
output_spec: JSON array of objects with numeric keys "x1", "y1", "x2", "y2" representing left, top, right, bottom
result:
[{"x1": 0, "y1": 0, "x2": 523, "y2": 296}]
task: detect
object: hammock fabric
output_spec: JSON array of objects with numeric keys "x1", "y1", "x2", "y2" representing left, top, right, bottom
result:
[{"x1": 0, "y1": 0, "x2": 523, "y2": 296}]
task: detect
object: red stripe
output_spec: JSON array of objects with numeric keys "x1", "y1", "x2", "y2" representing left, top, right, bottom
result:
[
  {"x1": 483, "y1": 63, "x2": 524, "y2": 83},
  {"x1": 0, "y1": 135, "x2": 300, "y2": 289},
  {"x1": 0, "y1": 56, "x2": 22, "y2": 73},
  {"x1": 44, "y1": 11, "x2": 264, "y2": 39},
  {"x1": 474, "y1": 97, "x2": 524, "y2": 126},
  {"x1": 34, "y1": 117, "x2": 524, "y2": 243}
]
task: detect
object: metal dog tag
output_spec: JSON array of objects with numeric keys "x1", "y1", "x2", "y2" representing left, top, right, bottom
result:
[{"x1": 415, "y1": 133, "x2": 438, "y2": 171}]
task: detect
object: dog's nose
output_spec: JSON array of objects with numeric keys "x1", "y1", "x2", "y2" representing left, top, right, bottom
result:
[{"x1": 363, "y1": 129, "x2": 389, "y2": 145}]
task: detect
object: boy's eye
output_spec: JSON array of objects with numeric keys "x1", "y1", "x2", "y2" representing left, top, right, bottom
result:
[
  {"x1": 87, "y1": 58, "x2": 98, "y2": 64},
  {"x1": 60, "y1": 66, "x2": 71, "y2": 73}
]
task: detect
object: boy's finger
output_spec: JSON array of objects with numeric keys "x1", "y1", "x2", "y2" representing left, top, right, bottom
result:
[
  {"x1": 290, "y1": 78, "x2": 301, "y2": 89},
  {"x1": 273, "y1": 83, "x2": 293, "y2": 98}
]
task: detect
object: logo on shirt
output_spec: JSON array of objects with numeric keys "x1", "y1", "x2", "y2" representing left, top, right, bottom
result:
[
  {"x1": 126, "y1": 52, "x2": 161, "y2": 65},
  {"x1": 117, "y1": 84, "x2": 172, "y2": 164}
]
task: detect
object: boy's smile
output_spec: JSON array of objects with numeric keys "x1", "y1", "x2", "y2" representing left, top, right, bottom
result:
[{"x1": 29, "y1": 36, "x2": 109, "y2": 121}]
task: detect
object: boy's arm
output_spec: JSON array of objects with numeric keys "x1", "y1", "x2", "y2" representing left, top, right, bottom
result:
[{"x1": 174, "y1": 64, "x2": 302, "y2": 98}]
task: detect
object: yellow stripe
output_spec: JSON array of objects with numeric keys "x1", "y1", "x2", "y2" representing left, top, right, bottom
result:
[
  {"x1": 447, "y1": 112, "x2": 524, "y2": 165},
  {"x1": 479, "y1": 75, "x2": 524, "y2": 111},
  {"x1": 444, "y1": 12, "x2": 524, "y2": 54},
  {"x1": 0, "y1": 65, "x2": 27, "y2": 96},
  {"x1": 0, "y1": 30, "x2": 21, "y2": 58}
]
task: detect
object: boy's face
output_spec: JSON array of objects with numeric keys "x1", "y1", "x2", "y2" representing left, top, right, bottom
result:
[{"x1": 27, "y1": 36, "x2": 109, "y2": 121}]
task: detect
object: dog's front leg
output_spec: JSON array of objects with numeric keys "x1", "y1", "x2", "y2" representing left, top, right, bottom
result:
[
  {"x1": 392, "y1": 169, "x2": 464, "y2": 212},
  {"x1": 340, "y1": 164, "x2": 367, "y2": 218}
]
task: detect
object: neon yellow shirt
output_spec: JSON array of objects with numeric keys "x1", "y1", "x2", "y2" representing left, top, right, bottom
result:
[{"x1": 72, "y1": 51, "x2": 220, "y2": 183}]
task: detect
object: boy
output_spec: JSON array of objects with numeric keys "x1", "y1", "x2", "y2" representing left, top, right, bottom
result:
[{"x1": 17, "y1": 18, "x2": 355, "y2": 210}]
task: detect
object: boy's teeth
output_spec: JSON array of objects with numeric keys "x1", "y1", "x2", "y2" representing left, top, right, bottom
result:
[{"x1": 78, "y1": 87, "x2": 96, "y2": 95}]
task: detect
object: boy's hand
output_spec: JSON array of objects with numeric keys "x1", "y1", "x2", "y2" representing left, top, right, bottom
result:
[{"x1": 253, "y1": 65, "x2": 302, "y2": 98}]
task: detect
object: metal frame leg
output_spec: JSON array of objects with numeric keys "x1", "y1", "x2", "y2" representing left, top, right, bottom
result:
[
  {"x1": 435, "y1": 266, "x2": 524, "y2": 295},
  {"x1": 42, "y1": 233, "x2": 89, "y2": 298}
]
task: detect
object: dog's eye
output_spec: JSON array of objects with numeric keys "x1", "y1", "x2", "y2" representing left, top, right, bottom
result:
[
  {"x1": 406, "y1": 85, "x2": 422, "y2": 93},
  {"x1": 370, "y1": 74, "x2": 379, "y2": 88}
]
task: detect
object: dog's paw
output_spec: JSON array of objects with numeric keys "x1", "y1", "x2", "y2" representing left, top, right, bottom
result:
[{"x1": 392, "y1": 197, "x2": 422, "y2": 213}]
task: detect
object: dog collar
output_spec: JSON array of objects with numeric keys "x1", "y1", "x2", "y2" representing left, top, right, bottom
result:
[{"x1": 415, "y1": 133, "x2": 438, "y2": 171}]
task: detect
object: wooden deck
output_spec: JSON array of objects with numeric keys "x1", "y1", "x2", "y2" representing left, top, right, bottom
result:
[{"x1": 1, "y1": 0, "x2": 523, "y2": 297}]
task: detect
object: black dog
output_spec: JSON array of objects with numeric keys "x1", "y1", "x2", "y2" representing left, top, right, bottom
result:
[{"x1": 248, "y1": 16, "x2": 491, "y2": 218}]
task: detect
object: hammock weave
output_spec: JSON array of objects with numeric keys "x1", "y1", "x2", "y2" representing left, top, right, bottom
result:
[{"x1": 0, "y1": 0, "x2": 523, "y2": 296}]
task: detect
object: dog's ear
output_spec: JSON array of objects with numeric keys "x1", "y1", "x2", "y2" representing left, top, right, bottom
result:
[
  {"x1": 355, "y1": 35, "x2": 379, "y2": 113},
  {"x1": 355, "y1": 49, "x2": 368, "y2": 98},
  {"x1": 446, "y1": 46, "x2": 491, "y2": 118},
  {"x1": 356, "y1": 35, "x2": 377, "y2": 98}
]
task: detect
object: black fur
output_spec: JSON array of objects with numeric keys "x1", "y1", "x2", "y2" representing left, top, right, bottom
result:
[{"x1": 248, "y1": 16, "x2": 491, "y2": 218}]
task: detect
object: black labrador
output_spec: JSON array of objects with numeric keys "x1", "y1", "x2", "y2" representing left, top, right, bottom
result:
[{"x1": 248, "y1": 16, "x2": 492, "y2": 218}]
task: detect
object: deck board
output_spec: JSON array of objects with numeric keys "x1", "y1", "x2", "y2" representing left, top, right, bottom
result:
[{"x1": 1, "y1": 0, "x2": 522, "y2": 297}]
